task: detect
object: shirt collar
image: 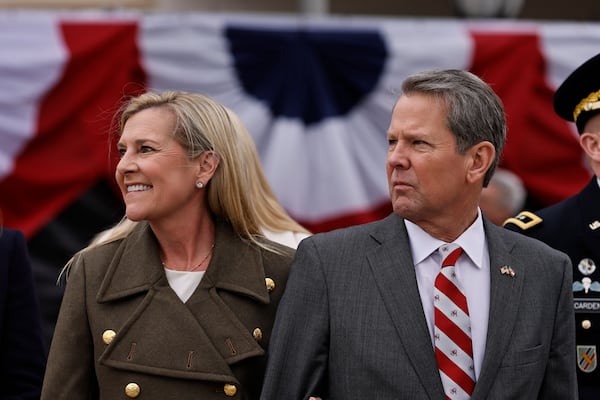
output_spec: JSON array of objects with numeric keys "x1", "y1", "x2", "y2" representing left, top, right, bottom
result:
[{"x1": 404, "y1": 209, "x2": 486, "y2": 269}]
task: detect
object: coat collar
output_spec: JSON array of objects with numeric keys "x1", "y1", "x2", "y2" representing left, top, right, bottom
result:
[{"x1": 97, "y1": 219, "x2": 271, "y2": 304}]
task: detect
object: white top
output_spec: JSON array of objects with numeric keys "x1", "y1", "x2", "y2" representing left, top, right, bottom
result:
[
  {"x1": 164, "y1": 268, "x2": 204, "y2": 303},
  {"x1": 405, "y1": 209, "x2": 490, "y2": 379}
]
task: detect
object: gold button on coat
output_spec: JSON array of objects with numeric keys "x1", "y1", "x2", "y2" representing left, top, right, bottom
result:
[
  {"x1": 224, "y1": 383, "x2": 237, "y2": 397},
  {"x1": 253, "y1": 328, "x2": 263, "y2": 341},
  {"x1": 265, "y1": 277, "x2": 275, "y2": 292},
  {"x1": 102, "y1": 329, "x2": 116, "y2": 345},
  {"x1": 125, "y1": 382, "x2": 140, "y2": 398},
  {"x1": 582, "y1": 319, "x2": 592, "y2": 329}
]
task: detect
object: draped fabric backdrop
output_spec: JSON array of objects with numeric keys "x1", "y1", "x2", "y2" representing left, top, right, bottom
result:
[{"x1": 0, "y1": 11, "x2": 596, "y2": 347}]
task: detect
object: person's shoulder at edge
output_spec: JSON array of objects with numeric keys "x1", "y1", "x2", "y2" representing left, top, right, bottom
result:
[
  {"x1": 493, "y1": 218, "x2": 571, "y2": 263},
  {"x1": 0, "y1": 226, "x2": 31, "y2": 250},
  {"x1": 502, "y1": 190, "x2": 579, "y2": 235}
]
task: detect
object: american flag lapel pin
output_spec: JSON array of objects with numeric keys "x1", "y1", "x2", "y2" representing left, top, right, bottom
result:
[{"x1": 500, "y1": 265, "x2": 516, "y2": 277}]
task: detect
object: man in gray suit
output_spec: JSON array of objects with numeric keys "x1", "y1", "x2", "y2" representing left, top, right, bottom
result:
[{"x1": 260, "y1": 69, "x2": 577, "y2": 399}]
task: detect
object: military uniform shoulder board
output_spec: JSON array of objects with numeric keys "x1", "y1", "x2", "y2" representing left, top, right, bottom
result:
[{"x1": 502, "y1": 211, "x2": 543, "y2": 230}]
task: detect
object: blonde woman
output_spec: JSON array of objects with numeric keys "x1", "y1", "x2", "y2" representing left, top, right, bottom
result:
[{"x1": 42, "y1": 91, "x2": 300, "y2": 400}]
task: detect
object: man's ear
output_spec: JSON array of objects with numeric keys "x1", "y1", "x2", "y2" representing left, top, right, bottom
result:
[
  {"x1": 196, "y1": 150, "x2": 220, "y2": 184},
  {"x1": 466, "y1": 141, "x2": 495, "y2": 183},
  {"x1": 580, "y1": 132, "x2": 600, "y2": 162}
]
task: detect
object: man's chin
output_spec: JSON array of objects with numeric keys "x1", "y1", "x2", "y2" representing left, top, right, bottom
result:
[{"x1": 392, "y1": 199, "x2": 413, "y2": 215}]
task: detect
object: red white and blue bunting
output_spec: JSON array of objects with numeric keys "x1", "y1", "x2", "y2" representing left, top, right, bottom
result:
[{"x1": 0, "y1": 11, "x2": 596, "y2": 237}]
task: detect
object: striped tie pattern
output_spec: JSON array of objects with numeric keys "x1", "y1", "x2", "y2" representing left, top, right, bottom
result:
[{"x1": 434, "y1": 244, "x2": 475, "y2": 399}]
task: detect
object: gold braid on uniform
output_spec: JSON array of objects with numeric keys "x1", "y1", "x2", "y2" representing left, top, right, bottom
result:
[
  {"x1": 573, "y1": 89, "x2": 600, "y2": 122},
  {"x1": 502, "y1": 211, "x2": 543, "y2": 230}
]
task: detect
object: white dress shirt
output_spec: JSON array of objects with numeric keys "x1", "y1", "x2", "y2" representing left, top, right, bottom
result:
[{"x1": 405, "y1": 209, "x2": 490, "y2": 379}]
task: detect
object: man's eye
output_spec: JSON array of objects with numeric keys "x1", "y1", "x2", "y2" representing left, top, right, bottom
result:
[{"x1": 117, "y1": 148, "x2": 126, "y2": 157}]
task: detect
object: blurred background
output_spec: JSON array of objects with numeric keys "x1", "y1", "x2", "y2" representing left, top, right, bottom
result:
[
  {"x1": 0, "y1": 0, "x2": 599, "y2": 20},
  {"x1": 1, "y1": 0, "x2": 598, "y2": 352}
]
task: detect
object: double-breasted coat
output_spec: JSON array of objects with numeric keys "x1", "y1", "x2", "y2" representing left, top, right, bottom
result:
[{"x1": 41, "y1": 220, "x2": 294, "y2": 400}]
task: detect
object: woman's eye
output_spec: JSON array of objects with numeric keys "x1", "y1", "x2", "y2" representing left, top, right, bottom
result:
[
  {"x1": 140, "y1": 146, "x2": 154, "y2": 153},
  {"x1": 117, "y1": 148, "x2": 126, "y2": 157}
]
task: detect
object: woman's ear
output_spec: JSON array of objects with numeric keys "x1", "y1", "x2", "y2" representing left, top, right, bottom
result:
[
  {"x1": 195, "y1": 150, "x2": 220, "y2": 185},
  {"x1": 466, "y1": 141, "x2": 495, "y2": 184}
]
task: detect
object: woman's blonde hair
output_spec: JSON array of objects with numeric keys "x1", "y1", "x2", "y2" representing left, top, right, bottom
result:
[{"x1": 88, "y1": 90, "x2": 308, "y2": 251}]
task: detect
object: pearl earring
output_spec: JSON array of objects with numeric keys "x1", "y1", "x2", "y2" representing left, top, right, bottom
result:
[{"x1": 196, "y1": 181, "x2": 204, "y2": 189}]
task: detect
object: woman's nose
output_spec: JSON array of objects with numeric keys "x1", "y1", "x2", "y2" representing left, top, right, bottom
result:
[{"x1": 116, "y1": 152, "x2": 136, "y2": 174}]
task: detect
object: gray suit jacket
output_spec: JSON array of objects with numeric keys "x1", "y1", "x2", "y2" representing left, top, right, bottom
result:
[{"x1": 260, "y1": 213, "x2": 577, "y2": 399}]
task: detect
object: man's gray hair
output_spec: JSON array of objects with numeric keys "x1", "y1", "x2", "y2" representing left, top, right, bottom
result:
[{"x1": 401, "y1": 69, "x2": 506, "y2": 186}]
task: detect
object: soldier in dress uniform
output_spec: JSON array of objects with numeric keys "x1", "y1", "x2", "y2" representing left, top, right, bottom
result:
[{"x1": 504, "y1": 52, "x2": 600, "y2": 400}]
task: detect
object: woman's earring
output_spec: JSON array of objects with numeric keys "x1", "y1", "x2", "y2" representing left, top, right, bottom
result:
[{"x1": 196, "y1": 181, "x2": 204, "y2": 189}]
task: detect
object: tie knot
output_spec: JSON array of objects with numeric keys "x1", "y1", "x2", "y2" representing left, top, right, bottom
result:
[{"x1": 439, "y1": 244, "x2": 463, "y2": 267}]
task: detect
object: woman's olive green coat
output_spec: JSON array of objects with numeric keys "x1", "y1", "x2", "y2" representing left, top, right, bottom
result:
[{"x1": 41, "y1": 220, "x2": 294, "y2": 400}]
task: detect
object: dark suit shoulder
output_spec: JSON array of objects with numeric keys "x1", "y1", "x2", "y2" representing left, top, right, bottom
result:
[
  {"x1": 304, "y1": 214, "x2": 397, "y2": 246},
  {"x1": 0, "y1": 227, "x2": 27, "y2": 257},
  {"x1": 504, "y1": 191, "x2": 583, "y2": 245},
  {"x1": 0, "y1": 227, "x2": 47, "y2": 398},
  {"x1": 494, "y1": 221, "x2": 570, "y2": 261}
]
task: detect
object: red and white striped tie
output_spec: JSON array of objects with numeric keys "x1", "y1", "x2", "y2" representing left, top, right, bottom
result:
[{"x1": 434, "y1": 244, "x2": 476, "y2": 399}]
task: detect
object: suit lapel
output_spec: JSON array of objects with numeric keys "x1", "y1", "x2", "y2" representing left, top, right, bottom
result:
[
  {"x1": 472, "y1": 222, "x2": 524, "y2": 399},
  {"x1": 367, "y1": 215, "x2": 445, "y2": 399}
]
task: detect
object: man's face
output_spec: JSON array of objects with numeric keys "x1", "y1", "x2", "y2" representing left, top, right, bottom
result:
[{"x1": 386, "y1": 93, "x2": 471, "y2": 227}]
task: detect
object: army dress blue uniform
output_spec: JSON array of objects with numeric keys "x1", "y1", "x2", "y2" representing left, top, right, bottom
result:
[
  {"x1": 504, "y1": 51, "x2": 600, "y2": 399},
  {"x1": 505, "y1": 178, "x2": 600, "y2": 398}
]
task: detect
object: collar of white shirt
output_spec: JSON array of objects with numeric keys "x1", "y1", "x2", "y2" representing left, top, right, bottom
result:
[{"x1": 403, "y1": 209, "x2": 486, "y2": 270}]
